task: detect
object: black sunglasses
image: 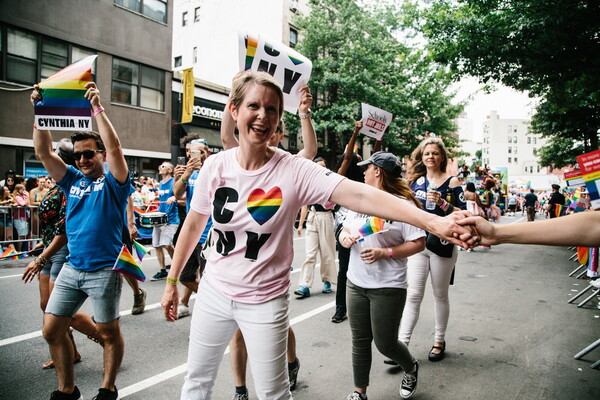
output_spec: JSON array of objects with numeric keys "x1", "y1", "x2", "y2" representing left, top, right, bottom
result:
[{"x1": 73, "y1": 150, "x2": 103, "y2": 160}]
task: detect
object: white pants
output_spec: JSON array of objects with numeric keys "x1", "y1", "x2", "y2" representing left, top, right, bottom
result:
[
  {"x1": 181, "y1": 279, "x2": 292, "y2": 400},
  {"x1": 399, "y1": 247, "x2": 458, "y2": 344},
  {"x1": 298, "y1": 211, "x2": 337, "y2": 288}
]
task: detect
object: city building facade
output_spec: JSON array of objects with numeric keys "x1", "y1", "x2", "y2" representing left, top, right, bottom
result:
[{"x1": 0, "y1": 0, "x2": 174, "y2": 179}]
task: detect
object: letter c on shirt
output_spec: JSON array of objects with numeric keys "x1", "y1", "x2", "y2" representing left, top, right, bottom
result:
[{"x1": 213, "y1": 187, "x2": 238, "y2": 223}]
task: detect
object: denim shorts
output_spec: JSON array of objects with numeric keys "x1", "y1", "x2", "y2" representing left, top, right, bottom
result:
[
  {"x1": 40, "y1": 244, "x2": 69, "y2": 281},
  {"x1": 45, "y1": 263, "x2": 123, "y2": 324}
]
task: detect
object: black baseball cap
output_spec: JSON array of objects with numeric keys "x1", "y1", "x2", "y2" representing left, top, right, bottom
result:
[
  {"x1": 357, "y1": 151, "x2": 402, "y2": 177},
  {"x1": 551, "y1": 184, "x2": 560, "y2": 190}
]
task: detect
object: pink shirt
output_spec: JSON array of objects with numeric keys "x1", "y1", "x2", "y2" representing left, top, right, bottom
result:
[{"x1": 191, "y1": 148, "x2": 345, "y2": 303}]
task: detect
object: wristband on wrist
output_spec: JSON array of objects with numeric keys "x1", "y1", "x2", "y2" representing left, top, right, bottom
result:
[
  {"x1": 387, "y1": 247, "x2": 393, "y2": 259},
  {"x1": 440, "y1": 200, "x2": 449, "y2": 211},
  {"x1": 166, "y1": 276, "x2": 179, "y2": 285},
  {"x1": 180, "y1": 178, "x2": 188, "y2": 184},
  {"x1": 298, "y1": 110, "x2": 311, "y2": 119},
  {"x1": 91, "y1": 106, "x2": 105, "y2": 117}
]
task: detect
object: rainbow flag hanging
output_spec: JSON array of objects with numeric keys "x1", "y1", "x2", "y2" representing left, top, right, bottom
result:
[
  {"x1": 132, "y1": 240, "x2": 150, "y2": 262},
  {"x1": 577, "y1": 247, "x2": 589, "y2": 265},
  {"x1": 554, "y1": 204, "x2": 564, "y2": 218},
  {"x1": 112, "y1": 245, "x2": 146, "y2": 282},
  {"x1": 358, "y1": 217, "x2": 385, "y2": 237},
  {"x1": 34, "y1": 55, "x2": 97, "y2": 132}
]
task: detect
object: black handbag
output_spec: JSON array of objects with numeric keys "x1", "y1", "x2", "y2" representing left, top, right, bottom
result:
[{"x1": 425, "y1": 233, "x2": 455, "y2": 258}]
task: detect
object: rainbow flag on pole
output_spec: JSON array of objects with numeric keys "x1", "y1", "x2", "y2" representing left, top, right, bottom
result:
[
  {"x1": 113, "y1": 245, "x2": 146, "y2": 282},
  {"x1": 358, "y1": 217, "x2": 385, "y2": 237},
  {"x1": 0, "y1": 247, "x2": 22, "y2": 260},
  {"x1": 34, "y1": 55, "x2": 97, "y2": 131},
  {"x1": 132, "y1": 240, "x2": 151, "y2": 262}
]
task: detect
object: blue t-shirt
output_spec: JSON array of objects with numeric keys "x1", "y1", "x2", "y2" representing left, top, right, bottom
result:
[
  {"x1": 186, "y1": 170, "x2": 212, "y2": 244},
  {"x1": 158, "y1": 177, "x2": 180, "y2": 225},
  {"x1": 58, "y1": 166, "x2": 131, "y2": 271}
]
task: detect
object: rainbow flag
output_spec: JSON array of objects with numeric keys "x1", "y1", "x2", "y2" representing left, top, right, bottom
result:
[
  {"x1": 358, "y1": 217, "x2": 385, "y2": 237},
  {"x1": 244, "y1": 34, "x2": 259, "y2": 70},
  {"x1": 132, "y1": 240, "x2": 150, "y2": 262},
  {"x1": 554, "y1": 204, "x2": 565, "y2": 218},
  {"x1": 34, "y1": 55, "x2": 97, "y2": 132},
  {"x1": 577, "y1": 247, "x2": 589, "y2": 265},
  {"x1": 112, "y1": 245, "x2": 146, "y2": 282}
]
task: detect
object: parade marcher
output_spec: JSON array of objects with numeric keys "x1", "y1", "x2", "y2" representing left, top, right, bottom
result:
[
  {"x1": 524, "y1": 188, "x2": 539, "y2": 222},
  {"x1": 331, "y1": 120, "x2": 365, "y2": 323},
  {"x1": 160, "y1": 71, "x2": 476, "y2": 400},
  {"x1": 340, "y1": 152, "x2": 425, "y2": 400},
  {"x1": 547, "y1": 184, "x2": 566, "y2": 218},
  {"x1": 31, "y1": 82, "x2": 131, "y2": 400},
  {"x1": 397, "y1": 136, "x2": 467, "y2": 364},
  {"x1": 294, "y1": 157, "x2": 337, "y2": 299},
  {"x1": 22, "y1": 138, "x2": 103, "y2": 370},
  {"x1": 173, "y1": 138, "x2": 213, "y2": 318},
  {"x1": 150, "y1": 161, "x2": 180, "y2": 281},
  {"x1": 219, "y1": 78, "x2": 315, "y2": 397}
]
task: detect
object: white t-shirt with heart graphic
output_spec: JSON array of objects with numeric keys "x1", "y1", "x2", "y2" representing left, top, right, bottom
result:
[{"x1": 190, "y1": 147, "x2": 345, "y2": 303}]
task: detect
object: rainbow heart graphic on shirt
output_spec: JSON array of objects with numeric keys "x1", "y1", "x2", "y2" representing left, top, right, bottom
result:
[{"x1": 247, "y1": 187, "x2": 283, "y2": 225}]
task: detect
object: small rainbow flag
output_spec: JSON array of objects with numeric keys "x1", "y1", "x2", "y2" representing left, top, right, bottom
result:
[
  {"x1": 577, "y1": 247, "x2": 589, "y2": 265},
  {"x1": 554, "y1": 204, "x2": 565, "y2": 218},
  {"x1": 244, "y1": 34, "x2": 259, "y2": 70},
  {"x1": 358, "y1": 217, "x2": 385, "y2": 237},
  {"x1": 34, "y1": 55, "x2": 97, "y2": 132},
  {"x1": 133, "y1": 240, "x2": 150, "y2": 262},
  {"x1": 112, "y1": 245, "x2": 146, "y2": 282}
]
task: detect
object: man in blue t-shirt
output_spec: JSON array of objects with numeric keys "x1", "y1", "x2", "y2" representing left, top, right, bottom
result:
[
  {"x1": 150, "y1": 161, "x2": 180, "y2": 280},
  {"x1": 31, "y1": 82, "x2": 128, "y2": 400},
  {"x1": 173, "y1": 139, "x2": 213, "y2": 317}
]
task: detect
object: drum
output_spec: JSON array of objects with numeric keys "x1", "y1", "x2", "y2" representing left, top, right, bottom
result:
[{"x1": 140, "y1": 212, "x2": 168, "y2": 228}]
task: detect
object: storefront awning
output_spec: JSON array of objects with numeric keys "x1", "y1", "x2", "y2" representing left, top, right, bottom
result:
[{"x1": 181, "y1": 125, "x2": 224, "y2": 151}]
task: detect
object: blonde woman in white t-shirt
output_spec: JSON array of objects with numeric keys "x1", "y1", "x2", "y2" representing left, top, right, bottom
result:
[
  {"x1": 160, "y1": 71, "x2": 477, "y2": 400},
  {"x1": 339, "y1": 152, "x2": 425, "y2": 400}
]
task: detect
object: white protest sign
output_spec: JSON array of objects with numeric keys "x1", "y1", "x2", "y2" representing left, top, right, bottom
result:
[
  {"x1": 359, "y1": 103, "x2": 393, "y2": 140},
  {"x1": 238, "y1": 32, "x2": 312, "y2": 114}
]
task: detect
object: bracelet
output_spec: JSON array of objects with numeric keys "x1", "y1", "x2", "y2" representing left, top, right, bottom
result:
[
  {"x1": 387, "y1": 247, "x2": 393, "y2": 259},
  {"x1": 180, "y1": 178, "x2": 188, "y2": 184},
  {"x1": 35, "y1": 255, "x2": 48, "y2": 266},
  {"x1": 91, "y1": 106, "x2": 105, "y2": 117},
  {"x1": 440, "y1": 200, "x2": 449, "y2": 211},
  {"x1": 166, "y1": 276, "x2": 179, "y2": 285},
  {"x1": 298, "y1": 111, "x2": 311, "y2": 119}
]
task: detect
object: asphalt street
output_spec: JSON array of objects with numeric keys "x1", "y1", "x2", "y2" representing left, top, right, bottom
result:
[{"x1": 0, "y1": 214, "x2": 599, "y2": 400}]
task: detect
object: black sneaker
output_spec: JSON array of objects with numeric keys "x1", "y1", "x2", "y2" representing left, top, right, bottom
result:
[
  {"x1": 400, "y1": 361, "x2": 418, "y2": 399},
  {"x1": 131, "y1": 288, "x2": 146, "y2": 315},
  {"x1": 331, "y1": 311, "x2": 347, "y2": 323},
  {"x1": 50, "y1": 386, "x2": 82, "y2": 400},
  {"x1": 288, "y1": 357, "x2": 300, "y2": 391},
  {"x1": 92, "y1": 387, "x2": 118, "y2": 400}
]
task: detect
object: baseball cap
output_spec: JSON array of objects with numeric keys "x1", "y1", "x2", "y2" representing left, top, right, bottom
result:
[
  {"x1": 551, "y1": 184, "x2": 560, "y2": 190},
  {"x1": 357, "y1": 151, "x2": 402, "y2": 177}
]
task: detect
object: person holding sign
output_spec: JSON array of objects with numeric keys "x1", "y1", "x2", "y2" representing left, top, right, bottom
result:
[
  {"x1": 397, "y1": 137, "x2": 466, "y2": 364},
  {"x1": 160, "y1": 71, "x2": 477, "y2": 399},
  {"x1": 31, "y1": 82, "x2": 130, "y2": 400},
  {"x1": 338, "y1": 152, "x2": 425, "y2": 400}
]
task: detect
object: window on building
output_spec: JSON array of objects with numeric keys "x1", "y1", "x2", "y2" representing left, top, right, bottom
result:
[
  {"x1": 507, "y1": 125, "x2": 512, "y2": 133},
  {"x1": 513, "y1": 136, "x2": 517, "y2": 143},
  {"x1": 508, "y1": 136, "x2": 512, "y2": 143},
  {"x1": 115, "y1": 0, "x2": 167, "y2": 23},
  {"x1": 174, "y1": 56, "x2": 182, "y2": 68},
  {"x1": 194, "y1": 7, "x2": 201, "y2": 22},
  {"x1": 289, "y1": 27, "x2": 298, "y2": 48},
  {"x1": 182, "y1": 11, "x2": 188, "y2": 26},
  {"x1": 513, "y1": 146, "x2": 517, "y2": 154},
  {"x1": 527, "y1": 137, "x2": 531, "y2": 144},
  {"x1": 533, "y1": 137, "x2": 537, "y2": 144},
  {"x1": 514, "y1": 157, "x2": 518, "y2": 163},
  {"x1": 508, "y1": 157, "x2": 512, "y2": 163},
  {"x1": 3, "y1": 25, "x2": 96, "y2": 85},
  {"x1": 112, "y1": 57, "x2": 164, "y2": 111},
  {"x1": 193, "y1": 47, "x2": 197, "y2": 64},
  {"x1": 537, "y1": 165, "x2": 541, "y2": 173},
  {"x1": 508, "y1": 147, "x2": 512, "y2": 154},
  {"x1": 532, "y1": 147, "x2": 537, "y2": 156}
]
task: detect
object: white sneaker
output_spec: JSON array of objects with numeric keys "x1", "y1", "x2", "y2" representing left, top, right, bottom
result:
[{"x1": 177, "y1": 304, "x2": 191, "y2": 318}]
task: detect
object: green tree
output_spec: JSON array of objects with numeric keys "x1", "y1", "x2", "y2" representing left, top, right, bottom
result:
[
  {"x1": 418, "y1": 0, "x2": 600, "y2": 164},
  {"x1": 287, "y1": 0, "x2": 463, "y2": 164}
]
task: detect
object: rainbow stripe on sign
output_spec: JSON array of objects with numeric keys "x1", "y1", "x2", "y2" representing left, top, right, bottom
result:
[
  {"x1": 34, "y1": 55, "x2": 96, "y2": 131},
  {"x1": 113, "y1": 245, "x2": 146, "y2": 282},
  {"x1": 358, "y1": 217, "x2": 385, "y2": 237},
  {"x1": 244, "y1": 35, "x2": 259, "y2": 70}
]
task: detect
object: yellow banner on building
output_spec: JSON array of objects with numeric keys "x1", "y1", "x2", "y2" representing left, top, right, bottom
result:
[{"x1": 181, "y1": 68, "x2": 194, "y2": 123}]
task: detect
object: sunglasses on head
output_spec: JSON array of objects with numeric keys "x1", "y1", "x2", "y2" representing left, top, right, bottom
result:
[{"x1": 73, "y1": 150, "x2": 103, "y2": 160}]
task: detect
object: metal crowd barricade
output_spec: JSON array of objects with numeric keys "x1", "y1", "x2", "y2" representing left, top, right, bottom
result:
[{"x1": 0, "y1": 205, "x2": 41, "y2": 253}]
